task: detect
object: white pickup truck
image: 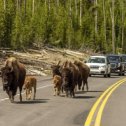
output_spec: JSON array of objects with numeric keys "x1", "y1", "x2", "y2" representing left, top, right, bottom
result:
[{"x1": 85, "y1": 55, "x2": 111, "y2": 77}]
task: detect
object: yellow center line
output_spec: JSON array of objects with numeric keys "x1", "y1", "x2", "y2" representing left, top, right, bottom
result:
[
  {"x1": 84, "y1": 78, "x2": 126, "y2": 126},
  {"x1": 94, "y1": 79, "x2": 126, "y2": 126}
]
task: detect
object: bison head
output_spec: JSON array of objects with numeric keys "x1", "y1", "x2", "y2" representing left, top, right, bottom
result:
[
  {"x1": 1, "y1": 66, "x2": 15, "y2": 102},
  {"x1": 4, "y1": 57, "x2": 18, "y2": 72},
  {"x1": 51, "y1": 65, "x2": 61, "y2": 77},
  {"x1": 1, "y1": 67, "x2": 13, "y2": 90},
  {"x1": 61, "y1": 67, "x2": 73, "y2": 96}
]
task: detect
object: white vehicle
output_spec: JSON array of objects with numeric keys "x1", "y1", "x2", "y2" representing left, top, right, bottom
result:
[{"x1": 85, "y1": 56, "x2": 111, "y2": 77}]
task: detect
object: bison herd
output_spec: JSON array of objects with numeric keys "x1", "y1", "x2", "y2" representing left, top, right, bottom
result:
[
  {"x1": 51, "y1": 60, "x2": 90, "y2": 97},
  {"x1": 0, "y1": 57, "x2": 90, "y2": 103}
]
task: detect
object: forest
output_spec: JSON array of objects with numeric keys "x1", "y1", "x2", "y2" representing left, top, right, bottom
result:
[{"x1": 0, "y1": 0, "x2": 126, "y2": 54}]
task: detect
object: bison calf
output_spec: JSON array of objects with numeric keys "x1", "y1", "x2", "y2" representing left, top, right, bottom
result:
[
  {"x1": 23, "y1": 76, "x2": 37, "y2": 100},
  {"x1": 53, "y1": 75, "x2": 62, "y2": 96}
]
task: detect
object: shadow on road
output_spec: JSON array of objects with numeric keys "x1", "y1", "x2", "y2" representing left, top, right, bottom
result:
[
  {"x1": 87, "y1": 90, "x2": 103, "y2": 93},
  {"x1": 89, "y1": 75, "x2": 120, "y2": 78},
  {"x1": 74, "y1": 96, "x2": 96, "y2": 99},
  {"x1": 75, "y1": 90, "x2": 103, "y2": 94},
  {"x1": 14, "y1": 98, "x2": 50, "y2": 104}
]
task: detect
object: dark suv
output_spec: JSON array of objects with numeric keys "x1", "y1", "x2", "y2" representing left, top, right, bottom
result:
[
  {"x1": 120, "y1": 55, "x2": 126, "y2": 74},
  {"x1": 107, "y1": 54, "x2": 125, "y2": 75}
]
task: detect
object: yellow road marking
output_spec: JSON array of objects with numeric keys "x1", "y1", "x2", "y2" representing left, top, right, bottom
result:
[
  {"x1": 94, "y1": 79, "x2": 126, "y2": 126},
  {"x1": 84, "y1": 78, "x2": 126, "y2": 126}
]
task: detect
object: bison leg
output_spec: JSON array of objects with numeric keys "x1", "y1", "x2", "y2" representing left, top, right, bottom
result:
[
  {"x1": 82, "y1": 86, "x2": 84, "y2": 91},
  {"x1": 53, "y1": 88, "x2": 57, "y2": 96},
  {"x1": 65, "y1": 91, "x2": 68, "y2": 97},
  {"x1": 27, "y1": 89, "x2": 32, "y2": 100},
  {"x1": 29, "y1": 90, "x2": 32, "y2": 100},
  {"x1": 19, "y1": 88, "x2": 22, "y2": 102},
  {"x1": 8, "y1": 91, "x2": 14, "y2": 103},
  {"x1": 61, "y1": 85, "x2": 63, "y2": 93},
  {"x1": 26, "y1": 89, "x2": 28, "y2": 100},
  {"x1": 33, "y1": 86, "x2": 36, "y2": 100},
  {"x1": 78, "y1": 78, "x2": 82, "y2": 90},
  {"x1": 82, "y1": 80, "x2": 85, "y2": 91},
  {"x1": 70, "y1": 85, "x2": 75, "y2": 98},
  {"x1": 74, "y1": 85, "x2": 77, "y2": 92},
  {"x1": 57, "y1": 86, "x2": 61, "y2": 96},
  {"x1": 82, "y1": 80, "x2": 89, "y2": 91},
  {"x1": 86, "y1": 82, "x2": 89, "y2": 91}
]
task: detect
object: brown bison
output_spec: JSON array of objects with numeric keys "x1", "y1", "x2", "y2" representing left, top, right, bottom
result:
[
  {"x1": 23, "y1": 76, "x2": 37, "y2": 100},
  {"x1": 61, "y1": 67, "x2": 75, "y2": 97},
  {"x1": 53, "y1": 75, "x2": 62, "y2": 96},
  {"x1": 74, "y1": 60, "x2": 90, "y2": 91},
  {"x1": 1, "y1": 57, "x2": 26, "y2": 103},
  {"x1": 68, "y1": 61, "x2": 82, "y2": 90}
]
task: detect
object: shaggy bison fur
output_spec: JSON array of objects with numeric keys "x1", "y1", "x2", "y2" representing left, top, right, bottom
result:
[
  {"x1": 74, "y1": 60, "x2": 90, "y2": 91},
  {"x1": 61, "y1": 67, "x2": 75, "y2": 97},
  {"x1": 53, "y1": 75, "x2": 62, "y2": 96},
  {"x1": 1, "y1": 57, "x2": 26, "y2": 103},
  {"x1": 68, "y1": 61, "x2": 82, "y2": 90},
  {"x1": 23, "y1": 76, "x2": 37, "y2": 100}
]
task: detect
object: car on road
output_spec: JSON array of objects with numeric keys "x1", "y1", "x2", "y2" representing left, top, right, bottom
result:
[
  {"x1": 107, "y1": 54, "x2": 125, "y2": 76},
  {"x1": 120, "y1": 54, "x2": 126, "y2": 75},
  {"x1": 85, "y1": 55, "x2": 111, "y2": 77}
]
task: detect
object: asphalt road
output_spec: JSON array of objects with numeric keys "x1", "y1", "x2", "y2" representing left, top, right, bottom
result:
[{"x1": 0, "y1": 74, "x2": 126, "y2": 126}]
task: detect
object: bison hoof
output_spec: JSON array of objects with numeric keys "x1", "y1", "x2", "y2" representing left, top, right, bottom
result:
[{"x1": 10, "y1": 99, "x2": 14, "y2": 103}]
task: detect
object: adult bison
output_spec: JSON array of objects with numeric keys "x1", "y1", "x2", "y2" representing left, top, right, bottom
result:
[
  {"x1": 1, "y1": 57, "x2": 26, "y2": 103},
  {"x1": 74, "y1": 60, "x2": 90, "y2": 91},
  {"x1": 61, "y1": 67, "x2": 75, "y2": 97},
  {"x1": 68, "y1": 61, "x2": 82, "y2": 91}
]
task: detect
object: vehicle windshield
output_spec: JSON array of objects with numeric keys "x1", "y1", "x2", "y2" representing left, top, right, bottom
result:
[
  {"x1": 122, "y1": 56, "x2": 126, "y2": 62},
  {"x1": 88, "y1": 57, "x2": 105, "y2": 63},
  {"x1": 108, "y1": 56, "x2": 121, "y2": 62}
]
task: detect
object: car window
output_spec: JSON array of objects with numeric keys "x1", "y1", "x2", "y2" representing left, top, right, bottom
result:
[
  {"x1": 88, "y1": 57, "x2": 105, "y2": 63},
  {"x1": 108, "y1": 56, "x2": 121, "y2": 62},
  {"x1": 122, "y1": 56, "x2": 126, "y2": 62}
]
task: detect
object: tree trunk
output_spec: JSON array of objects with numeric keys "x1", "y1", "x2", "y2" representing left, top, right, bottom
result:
[
  {"x1": 75, "y1": 0, "x2": 78, "y2": 17},
  {"x1": 111, "y1": 0, "x2": 115, "y2": 54},
  {"x1": 121, "y1": 1, "x2": 124, "y2": 53},
  {"x1": 24, "y1": 0, "x2": 26, "y2": 17},
  {"x1": 57, "y1": 0, "x2": 59, "y2": 6},
  {"x1": 3, "y1": 0, "x2": 6, "y2": 10},
  {"x1": 68, "y1": 0, "x2": 72, "y2": 48},
  {"x1": 95, "y1": 0, "x2": 98, "y2": 35},
  {"x1": 48, "y1": 0, "x2": 50, "y2": 12},
  {"x1": 45, "y1": 0, "x2": 47, "y2": 7},
  {"x1": 17, "y1": 0, "x2": 19, "y2": 10},
  {"x1": 103, "y1": 0, "x2": 106, "y2": 44},
  {"x1": 79, "y1": 0, "x2": 82, "y2": 27},
  {"x1": 32, "y1": 0, "x2": 35, "y2": 16}
]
